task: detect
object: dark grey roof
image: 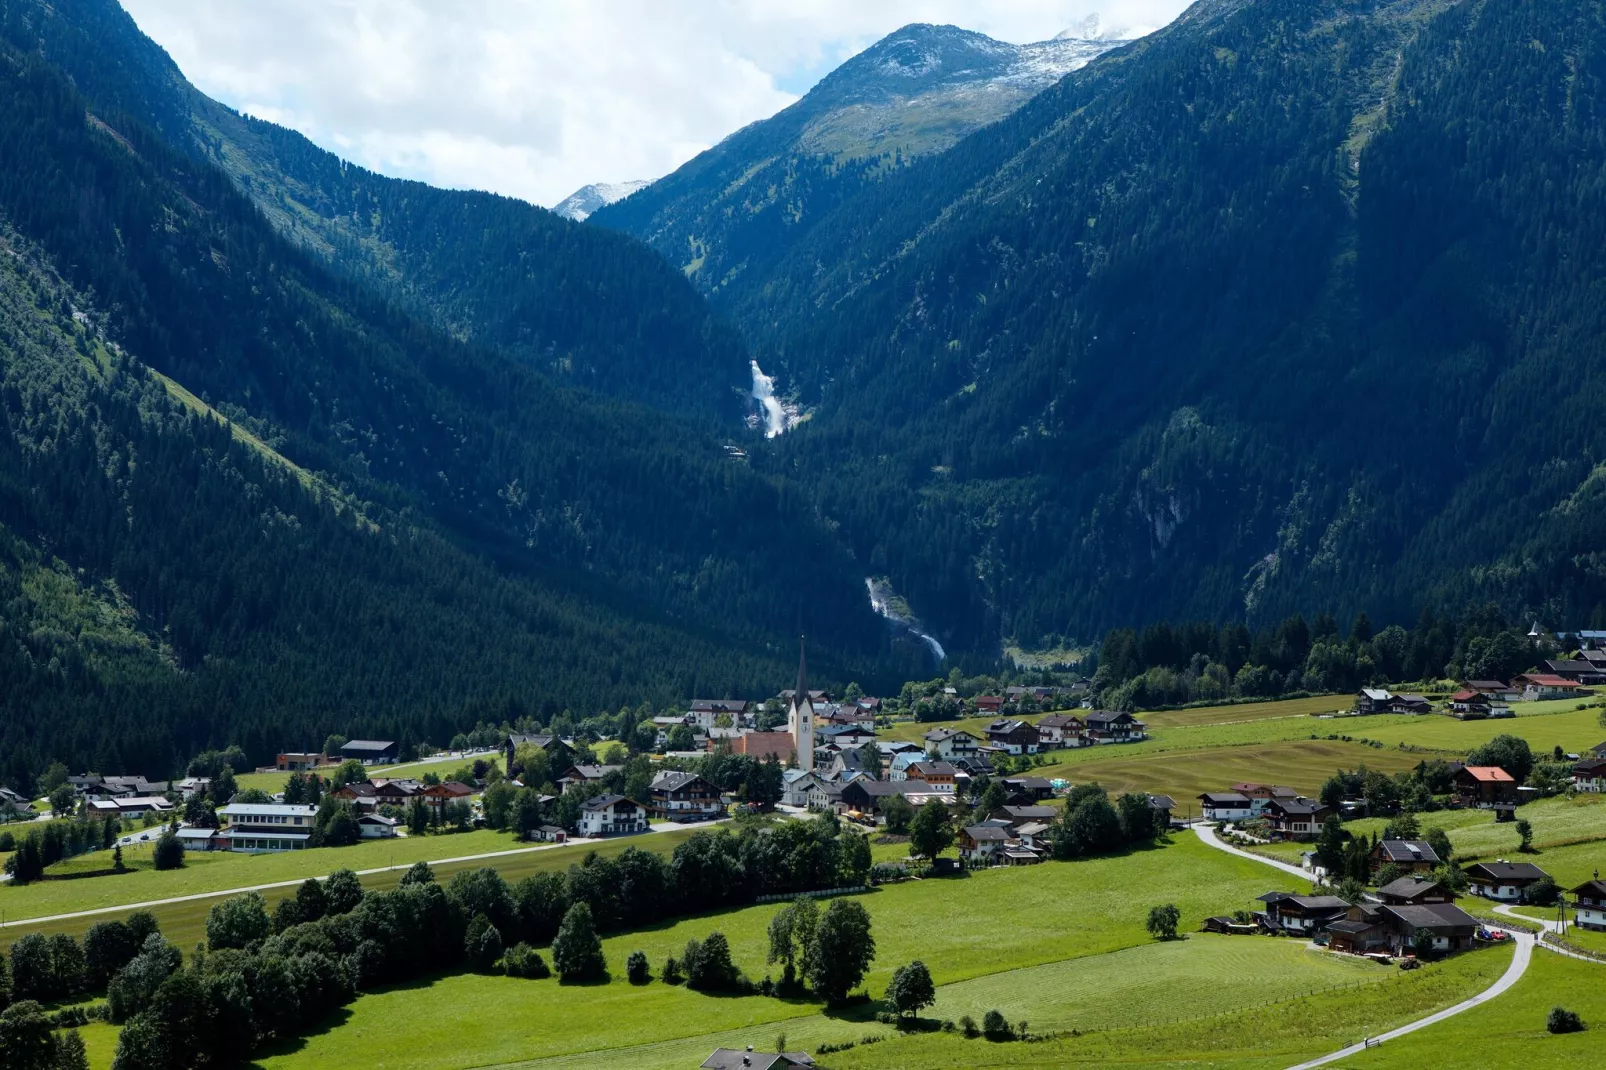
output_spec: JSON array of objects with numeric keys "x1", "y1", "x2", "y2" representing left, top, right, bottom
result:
[
  {"x1": 1002, "y1": 776, "x2": 1052, "y2": 789},
  {"x1": 1466, "y1": 861, "x2": 1549, "y2": 882},
  {"x1": 1377, "y1": 876, "x2": 1446, "y2": 899},
  {"x1": 651, "y1": 770, "x2": 707, "y2": 793},
  {"x1": 1326, "y1": 919, "x2": 1382, "y2": 934},
  {"x1": 1085, "y1": 710, "x2": 1137, "y2": 725},
  {"x1": 1200, "y1": 792, "x2": 1252, "y2": 804},
  {"x1": 998, "y1": 805, "x2": 1056, "y2": 820},
  {"x1": 1383, "y1": 903, "x2": 1480, "y2": 931},
  {"x1": 1148, "y1": 794, "x2": 1176, "y2": 810},
  {"x1": 701, "y1": 1049, "x2": 814, "y2": 1070},
  {"x1": 580, "y1": 793, "x2": 640, "y2": 811},
  {"x1": 964, "y1": 825, "x2": 1010, "y2": 842},
  {"x1": 341, "y1": 739, "x2": 396, "y2": 753},
  {"x1": 1375, "y1": 840, "x2": 1442, "y2": 864},
  {"x1": 1287, "y1": 896, "x2": 1350, "y2": 911}
]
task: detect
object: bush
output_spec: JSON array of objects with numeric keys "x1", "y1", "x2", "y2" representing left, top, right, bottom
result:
[
  {"x1": 870, "y1": 862, "x2": 909, "y2": 884},
  {"x1": 982, "y1": 1009, "x2": 1012, "y2": 1040},
  {"x1": 662, "y1": 956, "x2": 683, "y2": 985},
  {"x1": 464, "y1": 914, "x2": 503, "y2": 973},
  {"x1": 684, "y1": 932, "x2": 738, "y2": 991},
  {"x1": 626, "y1": 950, "x2": 650, "y2": 985},
  {"x1": 551, "y1": 902, "x2": 606, "y2": 982},
  {"x1": 959, "y1": 1014, "x2": 978, "y2": 1038},
  {"x1": 502, "y1": 943, "x2": 550, "y2": 979},
  {"x1": 1548, "y1": 1006, "x2": 1584, "y2": 1034},
  {"x1": 151, "y1": 830, "x2": 184, "y2": 871},
  {"x1": 1526, "y1": 876, "x2": 1561, "y2": 907}
]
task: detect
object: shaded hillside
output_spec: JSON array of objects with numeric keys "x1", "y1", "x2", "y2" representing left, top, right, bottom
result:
[
  {"x1": 592, "y1": 24, "x2": 1119, "y2": 309},
  {"x1": 0, "y1": 0, "x2": 750, "y2": 418},
  {"x1": 723, "y1": 0, "x2": 1606, "y2": 651}
]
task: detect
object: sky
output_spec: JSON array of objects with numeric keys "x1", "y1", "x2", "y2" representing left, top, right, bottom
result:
[{"x1": 120, "y1": 1, "x2": 1192, "y2": 209}]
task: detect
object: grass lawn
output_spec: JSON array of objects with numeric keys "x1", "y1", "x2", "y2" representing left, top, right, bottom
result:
[
  {"x1": 249, "y1": 836, "x2": 1285, "y2": 1070},
  {"x1": 1038, "y1": 739, "x2": 1424, "y2": 812},
  {"x1": 1141, "y1": 694, "x2": 1349, "y2": 728},
  {"x1": 233, "y1": 753, "x2": 506, "y2": 797},
  {"x1": 1345, "y1": 793, "x2": 1606, "y2": 862},
  {"x1": 820, "y1": 943, "x2": 1514, "y2": 1070},
  {"x1": 1338, "y1": 947, "x2": 1601, "y2": 1070},
  {"x1": 0, "y1": 829, "x2": 705, "y2": 954}
]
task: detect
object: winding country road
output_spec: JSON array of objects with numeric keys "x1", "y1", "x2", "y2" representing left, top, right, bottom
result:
[{"x1": 1191, "y1": 823, "x2": 1536, "y2": 1070}]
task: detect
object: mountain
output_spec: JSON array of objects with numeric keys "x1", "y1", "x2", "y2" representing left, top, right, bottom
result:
[
  {"x1": 685, "y1": 0, "x2": 1606, "y2": 654},
  {"x1": 590, "y1": 24, "x2": 1121, "y2": 308},
  {"x1": 0, "y1": 0, "x2": 747, "y2": 419},
  {"x1": 0, "y1": 0, "x2": 923, "y2": 787},
  {"x1": 553, "y1": 180, "x2": 651, "y2": 222}
]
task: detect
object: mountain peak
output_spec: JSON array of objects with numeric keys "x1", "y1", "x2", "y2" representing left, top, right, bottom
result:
[{"x1": 552, "y1": 179, "x2": 651, "y2": 221}]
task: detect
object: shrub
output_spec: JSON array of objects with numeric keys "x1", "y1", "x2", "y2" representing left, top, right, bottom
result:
[
  {"x1": 684, "y1": 932, "x2": 738, "y2": 991},
  {"x1": 1526, "y1": 876, "x2": 1561, "y2": 907},
  {"x1": 662, "y1": 956, "x2": 683, "y2": 985},
  {"x1": 464, "y1": 914, "x2": 503, "y2": 973},
  {"x1": 626, "y1": 950, "x2": 650, "y2": 985},
  {"x1": 151, "y1": 830, "x2": 184, "y2": 871},
  {"x1": 959, "y1": 1014, "x2": 978, "y2": 1038},
  {"x1": 982, "y1": 1009, "x2": 1012, "y2": 1040},
  {"x1": 502, "y1": 943, "x2": 550, "y2": 979},
  {"x1": 1548, "y1": 1006, "x2": 1584, "y2": 1034}
]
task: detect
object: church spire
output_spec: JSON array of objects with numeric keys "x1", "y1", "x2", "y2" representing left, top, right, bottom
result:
[{"x1": 795, "y1": 634, "x2": 807, "y2": 700}]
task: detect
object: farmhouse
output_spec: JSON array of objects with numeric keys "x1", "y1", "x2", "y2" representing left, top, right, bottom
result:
[
  {"x1": 1465, "y1": 680, "x2": 1521, "y2": 702},
  {"x1": 339, "y1": 739, "x2": 398, "y2": 764},
  {"x1": 983, "y1": 719, "x2": 1041, "y2": 755},
  {"x1": 650, "y1": 770, "x2": 725, "y2": 820},
  {"x1": 906, "y1": 761, "x2": 959, "y2": 789},
  {"x1": 1198, "y1": 792, "x2": 1254, "y2": 822},
  {"x1": 1452, "y1": 765, "x2": 1518, "y2": 809},
  {"x1": 557, "y1": 765, "x2": 621, "y2": 790},
  {"x1": 1255, "y1": 892, "x2": 1349, "y2": 934},
  {"x1": 1464, "y1": 861, "x2": 1550, "y2": 902},
  {"x1": 780, "y1": 769, "x2": 820, "y2": 808},
  {"x1": 923, "y1": 728, "x2": 981, "y2": 761},
  {"x1": 1148, "y1": 794, "x2": 1176, "y2": 826},
  {"x1": 959, "y1": 824, "x2": 1010, "y2": 863},
  {"x1": 1375, "y1": 876, "x2": 1455, "y2": 906},
  {"x1": 87, "y1": 796, "x2": 174, "y2": 818},
  {"x1": 1035, "y1": 713, "x2": 1084, "y2": 747},
  {"x1": 175, "y1": 827, "x2": 219, "y2": 852},
  {"x1": 1571, "y1": 879, "x2": 1606, "y2": 930},
  {"x1": 422, "y1": 781, "x2": 474, "y2": 814},
  {"x1": 1389, "y1": 693, "x2": 1432, "y2": 714},
  {"x1": 687, "y1": 699, "x2": 749, "y2": 731},
  {"x1": 358, "y1": 814, "x2": 398, "y2": 839},
  {"x1": 217, "y1": 803, "x2": 316, "y2": 852},
  {"x1": 1325, "y1": 905, "x2": 1390, "y2": 954},
  {"x1": 576, "y1": 795, "x2": 649, "y2": 837},
  {"x1": 1355, "y1": 688, "x2": 1394, "y2": 715},
  {"x1": 1381, "y1": 903, "x2": 1480, "y2": 953},
  {"x1": 275, "y1": 752, "x2": 327, "y2": 772},
  {"x1": 839, "y1": 778, "x2": 937, "y2": 817},
  {"x1": 70, "y1": 775, "x2": 169, "y2": 801},
  {"x1": 1511, "y1": 673, "x2": 1585, "y2": 701},
  {"x1": 1263, "y1": 797, "x2": 1330, "y2": 839},
  {"x1": 1001, "y1": 775, "x2": 1054, "y2": 801},
  {"x1": 1573, "y1": 757, "x2": 1606, "y2": 793},
  {"x1": 1371, "y1": 840, "x2": 1441, "y2": 875},
  {"x1": 991, "y1": 805, "x2": 1057, "y2": 829},
  {"x1": 1084, "y1": 710, "x2": 1147, "y2": 743}
]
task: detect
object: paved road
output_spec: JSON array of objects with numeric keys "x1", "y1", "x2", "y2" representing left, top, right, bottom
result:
[
  {"x1": 1192, "y1": 823, "x2": 1314, "y2": 881},
  {"x1": 1491, "y1": 902, "x2": 1562, "y2": 933},
  {"x1": 0, "y1": 819, "x2": 713, "y2": 931},
  {"x1": 1192, "y1": 823, "x2": 1537, "y2": 1069}
]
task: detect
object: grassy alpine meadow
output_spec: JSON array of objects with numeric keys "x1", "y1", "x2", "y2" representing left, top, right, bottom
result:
[
  {"x1": 1345, "y1": 793, "x2": 1606, "y2": 860},
  {"x1": 819, "y1": 941, "x2": 1515, "y2": 1070},
  {"x1": 249, "y1": 836, "x2": 1283, "y2": 1070},
  {"x1": 1139, "y1": 694, "x2": 1351, "y2": 728},
  {"x1": 231, "y1": 752, "x2": 507, "y2": 796},
  {"x1": 1336, "y1": 949, "x2": 1603, "y2": 1070},
  {"x1": 0, "y1": 828, "x2": 707, "y2": 954}
]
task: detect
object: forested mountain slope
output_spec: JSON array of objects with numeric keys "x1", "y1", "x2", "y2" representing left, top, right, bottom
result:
[
  {"x1": 0, "y1": 0, "x2": 749, "y2": 418},
  {"x1": 592, "y1": 24, "x2": 1120, "y2": 310},
  {"x1": 726, "y1": 0, "x2": 1606, "y2": 652},
  {"x1": 0, "y1": 24, "x2": 914, "y2": 788}
]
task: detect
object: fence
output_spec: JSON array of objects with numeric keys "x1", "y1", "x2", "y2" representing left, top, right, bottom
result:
[
  {"x1": 1541, "y1": 930, "x2": 1606, "y2": 963},
  {"x1": 754, "y1": 885, "x2": 868, "y2": 904}
]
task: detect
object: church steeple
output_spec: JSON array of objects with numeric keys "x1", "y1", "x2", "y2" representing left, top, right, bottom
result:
[{"x1": 789, "y1": 634, "x2": 814, "y2": 770}]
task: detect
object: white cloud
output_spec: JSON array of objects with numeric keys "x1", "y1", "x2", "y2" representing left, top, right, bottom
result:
[{"x1": 120, "y1": 1, "x2": 1190, "y2": 207}]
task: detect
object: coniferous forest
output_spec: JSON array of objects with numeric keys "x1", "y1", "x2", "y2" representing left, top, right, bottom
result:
[{"x1": 7, "y1": 0, "x2": 1606, "y2": 788}]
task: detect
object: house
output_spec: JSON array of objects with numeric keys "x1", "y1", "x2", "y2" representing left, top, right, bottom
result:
[
  {"x1": 1570, "y1": 879, "x2": 1606, "y2": 930},
  {"x1": 532, "y1": 825, "x2": 567, "y2": 844},
  {"x1": 1452, "y1": 765, "x2": 1518, "y2": 808},
  {"x1": 1464, "y1": 861, "x2": 1550, "y2": 902},
  {"x1": 650, "y1": 770, "x2": 725, "y2": 820},
  {"x1": 1375, "y1": 876, "x2": 1455, "y2": 906},
  {"x1": 1001, "y1": 776, "x2": 1054, "y2": 801},
  {"x1": 922, "y1": 728, "x2": 981, "y2": 761},
  {"x1": 339, "y1": 739, "x2": 399, "y2": 765},
  {"x1": 839, "y1": 779, "x2": 938, "y2": 817},
  {"x1": 1014, "y1": 821, "x2": 1054, "y2": 852},
  {"x1": 1573, "y1": 757, "x2": 1606, "y2": 793},
  {"x1": 1447, "y1": 690, "x2": 1492, "y2": 718},
  {"x1": 1466, "y1": 680, "x2": 1522, "y2": 702},
  {"x1": 1255, "y1": 892, "x2": 1350, "y2": 934},
  {"x1": 1198, "y1": 792, "x2": 1255, "y2": 822},
  {"x1": 275, "y1": 752, "x2": 327, "y2": 772},
  {"x1": 216, "y1": 803, "x2": 317, "y2": 852},
  {"x1": 1000, "y1": 848, "x2": 1043, "y2": 866},
  {"x1": 983, "y1": 719, "x2": 1041, "y2": 755},
  {"x1": 873, "y1": 740, "x2": 923, "y2": 761},
  {"x1": 907, "y1": 761, "x2": 959, "y2": 789},
  {"x1": 1543, "y1": 659, "x2": 1606, "y2": 685},
  {"x1": 959, "y1": 824, "x2": 1010, "y2": 864},
  {"x1": 504, "y1": 733, "x2": 576, "y2": 773},
  {"x1": 173, "y1": 777, "x2": 211, "y2": 800},
  {"x1": 821, "y1": 747, "x2": 872, "y2": 779},
  {"x1": 422, "y1": 781, "x2": 475, "y2": 814},
  {"x1": 334, "y1": 781, "x2": 380, "y2": 813},
  {"x1": 780, "y1": 769, "x2": 820, "y2": 808},
  {"x1": 816, "y1": 723, "x2": 876, "y2": 750},
  {"x1": 1511, "y1": 673, "x2": 1586, "y2": 701},
  {"x1": 1371, "y1": 839, "x2": 1442, "y2": 875},
  {"x1": 1355, "y1": 688, "x2": 1394, "y2": 714},
  {"x1": 990, "y1": 805, "x2": 1057, "y2": 829},
  {"x1": 1379, "y1": 903, "x2": 1480, "y2": 953},
  {"x1": 372, "y1": 779, "x2": 424, "y2": 806},
  {"x1": 1325, "y1": 903, "x2": 1391, "y2": 953},
  {"x1": 1148, "y1": 794, "x2": 1176, "y2": 826},
  {"x1": 688, "y1": 699, "x2": 750, "y2": 732},
  {"x1": 701, "y1": 1048, "x2": 814, "y2": 1070},
  {"x1": 70, "y1": 775, "x2": 169, "y2": 801},
  {"x1": 88, "y1": 796, "x2": 174, "y2": 818},
  {"x1": 1388, "y1": 693, "x2": 1433, "y2": 715},
  {"x1": 974, "y1": 695, "x2": 1006, "y2": 714},
  {"x1": 1084, "y1": 710, "x2": 1147, "y2": 744},
  {"x1": 730, "y1": 731, "x2": 795, "y2": 763},
  {"x1": 1035, "y1": 713, "x2": 1085, "y2": 748},
  {"x1": 575, "y1": 795, "x2": 649, "y2": 837},
  {"x1": 175, "y1": 827, "x2": 219, "y2": 852},
  {"x1": 1233, "y1": 783, "x2": 1299, "y2": 814},
  {"x1": 557, "y1": 765, "x2": 620, "y2": 790},
  {"x1": 808, "y1": 772, "x2": 858, "y2": 814},
  {"x1": 358, "y1": 813, "x2": 398, "y2": 839},
  {"x1": 1263, "y1": 797, "x2": 1330, "y2": 839},
  {"x1": 888, "y1": 751, "x2": 927, "y2": 781}
]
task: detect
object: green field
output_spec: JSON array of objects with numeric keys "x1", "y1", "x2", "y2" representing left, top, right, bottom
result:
[
  {"x1": 0, "y1": 829, "x2": 704, "y2": 954},
  {"x1": 1141, "y1": 694, "x2": 1351, "y2": 728},
  {"x1": 1338, "y1": 949, "x2": 1601, "y2": 1070},
  {"x1": 232, "y1": 752, "x2": 506, "y2": 796},
  {"x1": 1345, "y1": 793, "x2": 1606, "y2": 861}
]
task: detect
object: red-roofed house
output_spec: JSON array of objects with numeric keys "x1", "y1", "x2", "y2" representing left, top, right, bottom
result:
[
  {"x1": 733, "y1": 732, "x2": 796, "y2": 762},
  {"x1": 1512, "y1": 673, "x2": 1586, "y2": 701},
  {"x1": 1453, "y1": 765, "x2": 1518, "y2": 808}
]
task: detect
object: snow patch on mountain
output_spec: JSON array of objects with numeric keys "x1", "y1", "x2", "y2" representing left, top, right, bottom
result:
[{"x1": 552, "y1": 179, "x2": 650, "y2": 221}]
